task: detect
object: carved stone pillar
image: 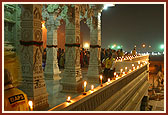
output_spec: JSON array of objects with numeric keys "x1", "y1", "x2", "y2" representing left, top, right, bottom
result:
[
  {"x1": 60, "y1": 5, "x2": 83, "y2": 93},
  {"x1": 43, "y1": 10, "x2": 61, "y2": 96},
  {"x1": 44, "y1": 13, "x2": 61, "y2": 80},
  {"x1": 20, "y1": 4, "x2": 49, "y2": 110},
  {"x1": 87, "y1": 6, "x2": 102, "y2": 83}
]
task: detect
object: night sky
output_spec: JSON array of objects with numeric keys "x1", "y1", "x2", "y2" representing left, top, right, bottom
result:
[{"x1": 81, "y1": 4, "x2": 164, "y2": 52}]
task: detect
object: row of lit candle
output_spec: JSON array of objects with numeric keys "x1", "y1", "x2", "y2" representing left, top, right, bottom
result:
[
  {"x1": 66, "y1": 60, "x2": 149, "y2": 103},
  {"x1": 115, "y1": 55, "x2": 141, "y2": 61}
]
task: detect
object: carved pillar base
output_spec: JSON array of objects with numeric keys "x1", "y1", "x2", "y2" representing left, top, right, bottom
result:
[
  {"x1": 45, "y1": 79, "x2": 61, "y2": 96},
  {"x1": 60, "y1": 64, "x2": 83, "y2": 93},
  {"x1": 60, "y1": 81, "x2": 83, "y2": 93},
  {"x1": 33, "y1": 93, "x2": 49, "y2": 111},
  {"x1": 87, "y1": 62, "x2": 100, "y2": 84}
]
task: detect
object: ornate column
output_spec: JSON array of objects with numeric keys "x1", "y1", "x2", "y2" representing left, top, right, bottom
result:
[
  {"x1": 42, "y1": 5, "x2": 61, "y2": 96},
  {"x1": 87, "y1": 5, "x2": 103, "y2": 83},
  {"x1": 19, "y1": 4, "x2": 48, "y2": 110},
  {"x1": 43, "y1": 8, "x2": 61, "y2": 80},
  {"x1": 60, "y1": 5, "x2": 83, "y2": 93}
]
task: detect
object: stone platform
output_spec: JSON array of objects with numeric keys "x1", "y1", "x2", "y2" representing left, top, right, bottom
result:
[{"x1": 44, "y1": 67, "x2": 101, "y2": 110}]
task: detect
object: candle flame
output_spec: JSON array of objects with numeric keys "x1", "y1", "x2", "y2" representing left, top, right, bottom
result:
[
  {"x1": 114, "y1": 72, "x2": 116, "y2": 76},
  {"x1": 84, "y1": 81, "x2": 87, "y2": 87},
  {"x1": 132, "y1": 64, "x2": 134, "y2": 67},
  {"x1": 100, "y1": 75, "x2": 103, "y2": 80},
  {"x1": 67, "y1": 96, "x2": 71, "y2": 101},
  {"x1": 138, "y1": 61, "x2": 140, "y2": 64},
  {"x1": 133, "y1": 67, "x2": 135, "y2": 70},
  {"x1": 120, "y1": 69, "x2": 123, "y2": 72},
  {"x1": 28, "y1": 100, "x2": 33, "y2": 110},
  {"x1": 116, "y1": 75, "x2": 118, "y2": 78},
  {"x1": 91, "y1": 85, "x2": 94, "y2": 90},
  {"x1": 108, "y1": 78, "x2": 110, "y2": 82}
]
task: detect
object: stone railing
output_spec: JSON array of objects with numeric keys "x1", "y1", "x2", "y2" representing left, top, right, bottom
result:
[
  {"x1": 48, "y1": 63, "x2": 149, "y2": 111},
  {"x1": 115, "y1": 55, "x2": 149, "y2": 73}
]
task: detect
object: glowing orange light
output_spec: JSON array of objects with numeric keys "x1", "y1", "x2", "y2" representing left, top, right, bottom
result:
[
  {"x1": 91, "y1": 85, "x2": 94, "y2": 91},
  {"x1": 108, "y1": 78, "x2": 111, "y2": 83},
  {"x1": 120, "y1": 69, "x2": 123, "y2": 73},
  {"x1": 66, "y1": 96, "x2": 71, "y2": 102},
  {"x1": 42, "y1": 21, "x2": 46, "y2": 29},
  {"x1": 84, "y1": 42, "x2": 89, "y2": 49},
  {"x1": 114, "y1": 72, "x2": 116, "y2": 76},
  {"x1": 125, "y1": 67, "x2": 127, "y2": 71},
  {"x1": 133, "y1": 67, "x2": 135, "y2": 70},
  {"x1": 28, "y1": 100, "x2": 33, "y2": 111},
  {"x1": 100, "y1": 75, "x2": 103, "y2": 87},
  {"x1": 83, "y1": 81, "x2": 87, "y2": 95}
]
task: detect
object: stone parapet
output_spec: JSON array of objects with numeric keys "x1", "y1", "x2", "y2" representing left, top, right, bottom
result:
[{"x1": 49, "y1": 64, "x2": 149, "y2": 111}]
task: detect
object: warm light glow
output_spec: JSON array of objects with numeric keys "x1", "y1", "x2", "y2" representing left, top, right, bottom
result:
[
  {"x1": 133, "y1": 67, "x2": 135, "y2": 70},
  {"x1": 142, "y1": 44, "x2": 146, "y2": 48},
  {"x1": 116, "y1": 75, "x2": 119, "y2": 80},
  {"x1": 100, "y1": 75, "x2": 103, "y2": 80},
  {"x1": 125, "y1": 67, "x2": 127, "y2": 71},
  {"x1": 114, "y1": 72, "x2": 116, "y2": 76},
  {"x1": 100, "y1": 75, "x2": 103, "y2": 86},
  {"x1": 140, "y1": 64, "x2": 143, "y2": 67},
  {"x1": 129, "y1": 69, "x2": 132, "y2": 72},
  {"x1": 108, "y1": 78, "x2": 111, "y2": 83},
  {"x1": 132, "y1": 64, "x2": 134, "y2": 67},
  {"x1": 91, "y1": 85, "x2": 94, "y2": 91},
  {"x1": 67, "y1": 96, "x2": 71, "y2": 102},
  {"x1": 123, "y1": 72, "x2": 125, "y2": 75},
  {"x1": 120, "y1": 69, "x2": 123, "y2": 73},
  {"x1": 138, "y1": 61, "x2": 140, "y2": 64},
  {"x1": 42, "y1": 21, "x2": 46, "y2": 29},
  {"x1": 83, "y1": 81, "x2": 87, "y2": 93},
  {"x1": 28, "y1": 100, "x2": 33, "y2": 111},
  {"x1": 84, "y1": 81, "x2": 87, "y2": 87},
  {"x1": 137, "y1": 66, "x2": 139, "y2": 69},
  {"x1": 84, "y1": 43, "x2": 89, "y2": 49}
]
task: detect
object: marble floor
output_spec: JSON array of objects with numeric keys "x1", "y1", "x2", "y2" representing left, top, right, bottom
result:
[{"x1": 44, "y1": 67, "x2": 100, "y2": 111}]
